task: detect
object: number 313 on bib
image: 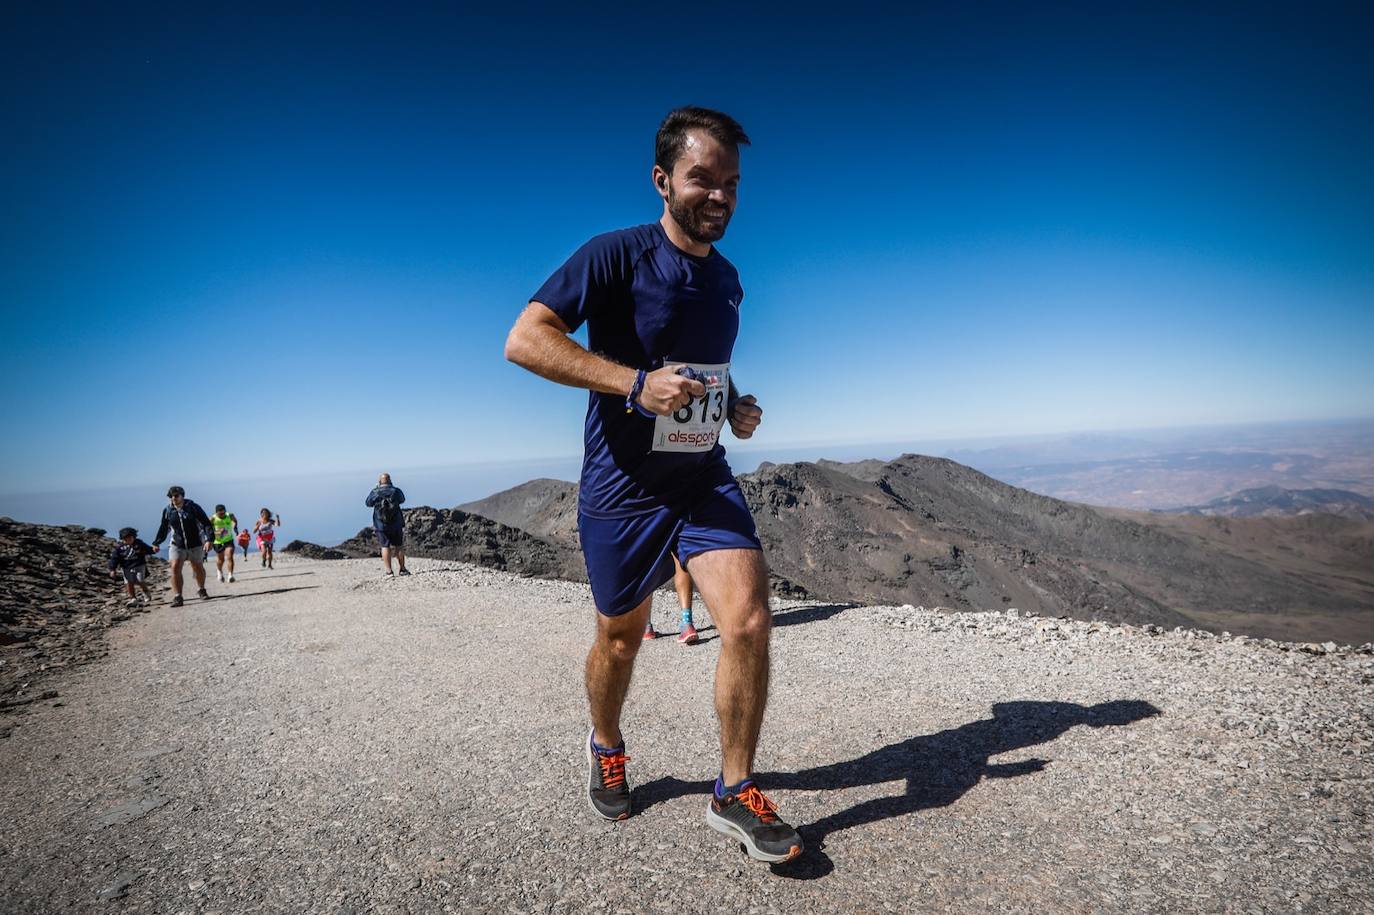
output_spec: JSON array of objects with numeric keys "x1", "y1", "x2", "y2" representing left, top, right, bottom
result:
[{"x1": 652, "y1": 362, "x2": 730, "y2": 453}]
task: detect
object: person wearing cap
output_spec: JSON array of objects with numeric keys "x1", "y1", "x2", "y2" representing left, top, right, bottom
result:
[
  {"x1": 109, "y1": 527, "x2": 155, "y2": 607},
  {"x1": 150, "y1": 485, "x2": 214, "y2": 607}
]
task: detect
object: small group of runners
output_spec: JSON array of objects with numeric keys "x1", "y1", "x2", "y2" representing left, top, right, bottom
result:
[
  {"x1": 505, "y1": 106, "x2": 803, "y2": 863},
  {"x1": 111, "y1": 486, "x2": 282, "y2": 608}
]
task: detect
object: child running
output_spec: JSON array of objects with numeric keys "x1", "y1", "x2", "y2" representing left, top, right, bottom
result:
[
  {"x1": 254, "y1": 509, "x2": 281, "y2": 569},
  {"x1": 209, "y1": 504, "x2": 238, "y2": 583},
  {"x1": 108, "y1": 527, "x2": 155, "y2": 607}
]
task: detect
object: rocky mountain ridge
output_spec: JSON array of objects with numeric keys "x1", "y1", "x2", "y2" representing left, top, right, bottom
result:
[
  {"x1": 1163, "y1": 485, "x2": 1374, "y2": 520},
  {"x1": 457, "y1": 478, "x2": 579, "y2": 546},
  {"x1": 288, "y1": 506, "x2": 587, "y2": 582},
  {"x1": 455, "y1": 455, "x2": 1374, "y2": 643}
]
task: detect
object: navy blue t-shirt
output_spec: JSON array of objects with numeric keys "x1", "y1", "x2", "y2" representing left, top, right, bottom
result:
[{"x1": 531, "y1": 222, "x2": 744, "y2": 518}]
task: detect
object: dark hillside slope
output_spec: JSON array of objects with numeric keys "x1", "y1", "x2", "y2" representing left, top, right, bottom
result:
[
  {"x1": 739, "y1": 455, "x2": 1371, "y2": 641},
  {"x1": 456, "y1": 456, "x2": 1374, "y2": 642},
  {"x1": 336, "y1": 507, "x2": 586, "y2": 582},
  {"x1": 458, "y1": 479, "x2": 579, "y2": 546}
]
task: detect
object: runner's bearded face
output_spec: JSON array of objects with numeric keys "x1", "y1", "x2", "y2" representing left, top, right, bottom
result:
[{"x1": 663, "y1": 130, "x2": 740, "y2": 245}]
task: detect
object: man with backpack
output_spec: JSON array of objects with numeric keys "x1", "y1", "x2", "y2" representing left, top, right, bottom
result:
[{"x1": 365, "y1": 473, "x2": 409, "y2": 576}]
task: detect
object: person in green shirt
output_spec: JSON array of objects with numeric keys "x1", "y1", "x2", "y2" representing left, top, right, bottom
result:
[{"x1": 210, "y1": 505, "x2": 239, "y2": 583}]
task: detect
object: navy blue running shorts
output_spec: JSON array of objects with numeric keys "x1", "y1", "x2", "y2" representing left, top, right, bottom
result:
[
  {"x1": 375, "y1": 525, "x2": 405, "y2": 548},
  {"x1": 579, "y1": 469, "x2": 761, "y2": 617}
]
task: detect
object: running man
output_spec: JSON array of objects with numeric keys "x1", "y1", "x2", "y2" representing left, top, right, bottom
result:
[
  {"x1": 209, "y1": 504, "x2": 238, "y2": 583},
  {"x1": 150, "y1": 485, "x2": 213, "y2": 607},
  {"x1": 504, "y1": 106, "x2": 801, "y2": 863}
]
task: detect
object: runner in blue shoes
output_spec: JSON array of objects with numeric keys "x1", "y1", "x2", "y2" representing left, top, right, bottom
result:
[{"x1": 505, "y1": 106, "x2": 801, "y2": 863}]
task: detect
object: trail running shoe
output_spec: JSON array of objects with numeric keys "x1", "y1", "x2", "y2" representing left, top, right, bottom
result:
[
  {"x1": 171, "y1": 595, "x2": 184, "y2": 608},
  {"x1": 197, "y1": 588, "x2": 210, "y2": 601},
  {"x1": 706, "y1": 782, "x2": 803, "y2": 863},
  {"x1": 397, "y1": 568, "x2": 411, "y2": 577},
  {"x1": 585, "y1": 729, "x2": 631, "y2": 821},
  {"x1": 228, "y1": 573, "x2": 235, "y2": 583},
  {"x1": 677, "y1": 623, "x2": 699, "y2": 645},
  {"x1": 125, "y1": 598, "x2": 138, "y2": 609},
  {"x1": 217, "y1": 571, "x2": 224, "y2": 582},
  {"x1": 643, "y1": 624, "x2": 657, "y2": 640}
]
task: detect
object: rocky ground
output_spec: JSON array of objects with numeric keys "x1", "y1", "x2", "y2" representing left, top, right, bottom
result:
[
  {"x1": 0, "y1": 517, "x2": 166, "y2": 706},
  {"x1": 2, "y1": 554, "x2": 1371, "y2": 913}
]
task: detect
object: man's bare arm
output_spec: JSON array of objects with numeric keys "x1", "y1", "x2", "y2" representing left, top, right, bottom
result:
[
  {"x1": 504, "y1": 302, "x2": 636, "y2": 395},
  {"x1": 504, "y1": 302, "x2": 704, "y2": 413}
]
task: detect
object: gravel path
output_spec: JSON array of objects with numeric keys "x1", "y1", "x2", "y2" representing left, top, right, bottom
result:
[{"x1": 2, "y1": 555, "x2": 1371, "y2": 914}]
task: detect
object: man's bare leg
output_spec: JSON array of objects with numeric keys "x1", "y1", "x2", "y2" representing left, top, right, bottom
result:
[
  {"x1": 586, "y1": 593, "x2": 652, "y2": 748},
  {"x1": 395, "y1": 546, "x2": 408, "y2": 573},
  {"x1": 673, "y1": 557, "x2": 693, "y2": 610},
  {"x1": 381, "y1": 546, "x2": 393, "y2": 573},
  {"x1": 683, "y1": 548, "x2": 771, "y2": 785},
  {"x1": 190, "y1": 559, "x2": 207, "y2": 590},
  {"x1": 170, "y1": 557, "x2": 184, "y2": 597}
]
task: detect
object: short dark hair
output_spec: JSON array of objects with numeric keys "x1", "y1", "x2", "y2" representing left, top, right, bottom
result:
[
  {"x1": 119, "y1": 527, "x2": 137, "y2": 539},
  {"x1": 167, "y1": 485, "x2": 184, "y2": 498},
  {"x1": 214, "y1": 504, "x2": 226, "y2": 513},
  {"x1": 655, "y1": 106, "x2": 750, "y2": 174}
]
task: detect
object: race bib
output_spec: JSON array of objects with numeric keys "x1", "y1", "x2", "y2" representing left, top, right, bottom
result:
[{"x1": 652, "y1": 362, "x2": 730, "y2": 453}]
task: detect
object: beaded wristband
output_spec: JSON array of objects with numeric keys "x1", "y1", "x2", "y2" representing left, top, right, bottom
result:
[{"x1": 625, "y1": 369, "x2": 647, "y2": 415}]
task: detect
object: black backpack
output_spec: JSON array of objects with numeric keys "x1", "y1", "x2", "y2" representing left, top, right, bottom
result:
[{"x1": 376, "y1": 493, "x2": 399, "y2": 526}]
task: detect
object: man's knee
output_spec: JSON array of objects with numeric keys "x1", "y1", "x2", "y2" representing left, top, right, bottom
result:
[
  {"x1": 596, "y1": 624, "x2": 644, "y2": 663},
  {"x1": 595, "y1": 605, "x2": 649, "y2": 662},
  {"x1": 718, "y1": 602, "x2": 772, "y2": 646}
]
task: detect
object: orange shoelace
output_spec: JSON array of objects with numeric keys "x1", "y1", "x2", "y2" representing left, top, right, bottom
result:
[
  {"x1": 598, "y1": 751, "x2": 630, "y2": 790},
  {"x1": 737, "y1": 785, "x2": 779, "y2": 823}
]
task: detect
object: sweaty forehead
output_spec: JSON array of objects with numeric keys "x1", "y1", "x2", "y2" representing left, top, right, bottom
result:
[{"x1": 675, "y1": 130, "x2": 740, "y2": 176}]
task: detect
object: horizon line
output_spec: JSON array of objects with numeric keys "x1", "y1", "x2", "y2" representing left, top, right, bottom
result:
[{"x1": 4, "y1": 413, "x2": 1371, "y2": 500}]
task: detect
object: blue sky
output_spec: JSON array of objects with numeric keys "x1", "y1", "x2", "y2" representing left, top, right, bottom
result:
[{"x1": 3, "y1": 3, "x2": 1371, "y2": 493}]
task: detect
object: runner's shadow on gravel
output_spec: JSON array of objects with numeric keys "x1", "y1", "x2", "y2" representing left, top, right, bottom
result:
[
  {"x1": 679, "y1": 604, "x2": 858, "y2": 645},
  {"x1": 634, "y1": 699, "x2": 1159, "y2": 880},
  {"x1": 771, "y1": 603, "x2": 861, "y2": 629},
  {"x1": 233, "y1": 571, "x2": 317, "y2": 580},
  {"x1": 203, "y1": 586, "x2": 320, "y2": 602}
]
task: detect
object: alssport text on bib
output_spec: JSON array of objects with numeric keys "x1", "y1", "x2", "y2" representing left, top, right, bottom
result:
[{"x1": 652, "y1": 362, "x2": 730, "y2": 453}]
